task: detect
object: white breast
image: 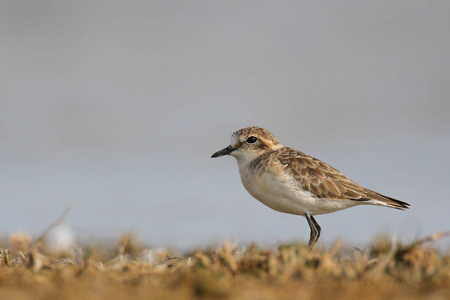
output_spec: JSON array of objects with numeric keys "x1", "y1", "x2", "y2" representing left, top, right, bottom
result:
[{"x1": 237, "y1": 162, "x2": 359, "y2": 216}]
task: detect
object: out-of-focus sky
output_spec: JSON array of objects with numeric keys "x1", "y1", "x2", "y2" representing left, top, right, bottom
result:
[{"x1": 1, "y1": 1, "x2": 449, "y2": 249}]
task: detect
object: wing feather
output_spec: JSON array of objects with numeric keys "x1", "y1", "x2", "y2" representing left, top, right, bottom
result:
[{"x1": 275, "y1": 147, "x2": 409, "y2": 209}]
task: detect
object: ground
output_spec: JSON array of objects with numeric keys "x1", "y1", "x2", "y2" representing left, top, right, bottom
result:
[{"x1": 0, "y1": 233, "x2": 449, "y2": 299}]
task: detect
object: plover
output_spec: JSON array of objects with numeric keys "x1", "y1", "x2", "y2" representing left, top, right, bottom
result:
[{"x1": 211, "y1": 127, "x2": 410, "y2": 248}]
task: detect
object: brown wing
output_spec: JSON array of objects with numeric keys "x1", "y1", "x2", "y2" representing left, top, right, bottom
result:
[{"x1": 276, "y1": 147, "x2": 409, "y2": 209}]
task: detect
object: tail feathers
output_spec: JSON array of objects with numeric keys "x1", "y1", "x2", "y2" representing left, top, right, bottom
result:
[
  {"x1": 373, "y1": 193, "x2": 410, "y2": 210},
  {"x1": 356, "y1": 190, "x2": 410, "y2": 210}
]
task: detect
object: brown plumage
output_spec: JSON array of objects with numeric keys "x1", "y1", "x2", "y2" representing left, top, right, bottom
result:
[
  {"x1": 212, "y1": 126, "x2": 410, "y2": 248},
  {"x1": 275, "y1": 147, "x2": 410, "y2": 210}
]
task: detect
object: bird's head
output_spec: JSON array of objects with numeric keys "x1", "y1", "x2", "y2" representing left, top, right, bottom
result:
[{"x1": 211, "y1": 127, "x2": 282, "y2": 164}]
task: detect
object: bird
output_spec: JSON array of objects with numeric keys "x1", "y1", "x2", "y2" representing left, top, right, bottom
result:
[{"x1": 211, "y1": 126, "x2": 410, "y2": 249}]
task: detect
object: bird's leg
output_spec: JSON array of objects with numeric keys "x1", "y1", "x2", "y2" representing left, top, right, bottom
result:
[{"x1": 305, "y1": 214, "x2": 321, "y2": 249}]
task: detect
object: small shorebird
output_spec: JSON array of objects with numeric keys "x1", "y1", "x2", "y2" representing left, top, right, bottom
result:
[{"x1": 211, "y1": 127, "x2": 410, "y2": 248}]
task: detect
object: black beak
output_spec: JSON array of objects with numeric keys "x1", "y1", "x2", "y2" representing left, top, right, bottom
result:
[{"x1": 211, "y1": 145, "x2": 234, "y2": 158}]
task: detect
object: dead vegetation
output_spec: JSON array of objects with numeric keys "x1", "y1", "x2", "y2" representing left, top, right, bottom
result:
[
  {"x1": 0, "y1": 206, "x2": 448, "y2": 299},
  {"x1": 0, "y1": 232, "x2": 449, "y2": 300}
]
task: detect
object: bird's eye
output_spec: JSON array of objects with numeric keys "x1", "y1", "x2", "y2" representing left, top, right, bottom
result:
[{"x1": 246, "y1": 136, "x2": 258, "y2": 144}]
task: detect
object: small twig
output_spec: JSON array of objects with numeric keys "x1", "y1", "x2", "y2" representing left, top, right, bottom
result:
[
  {"x1": 368, "y1": 236, "x2": 398, "y2": 279},
  {"x1": 353, "y1": 247, "x2": 364, "y2": 254},
  {"x1": 36, "y1": 202, "x2": 74, "y2": 245},
  {"x1": 408, "y1": 231, "x2": 450, "y2": 248},
  {"x1": 165, "y1": 255, "x2": 182, "y2": 261}
]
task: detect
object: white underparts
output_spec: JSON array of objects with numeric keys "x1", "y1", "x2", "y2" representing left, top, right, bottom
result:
[{"x1": 237, "y1": 157, "x2": 361, "y2": 216}]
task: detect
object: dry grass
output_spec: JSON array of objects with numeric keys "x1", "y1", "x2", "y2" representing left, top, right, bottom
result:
[{"x1": 0, "y1": 233, "x2": 449, "y2": 300}]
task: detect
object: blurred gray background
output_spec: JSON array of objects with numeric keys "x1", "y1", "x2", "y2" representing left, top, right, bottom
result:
[{"x1": 1, "y1": 1, "x2": 449, "y2": 250}]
